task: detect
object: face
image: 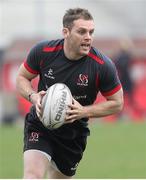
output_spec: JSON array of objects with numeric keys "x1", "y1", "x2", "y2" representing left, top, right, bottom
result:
[{"x1": 63, "y1": 19, "x2": 95, "y2": 59}]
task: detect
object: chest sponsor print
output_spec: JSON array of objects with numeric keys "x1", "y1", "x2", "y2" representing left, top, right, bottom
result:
[{"x1": 44, "y1": 68, "x2": 55, "y2": 80}]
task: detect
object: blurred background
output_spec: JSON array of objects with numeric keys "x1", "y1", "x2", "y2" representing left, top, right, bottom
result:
[{"x1": 0, "y1": 0, "x2": 146, "y2": 178}]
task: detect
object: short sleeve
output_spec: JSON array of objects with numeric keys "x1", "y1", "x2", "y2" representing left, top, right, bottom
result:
[
  {"x1": 23, "y1": 43, "x2": 42, "y2": 74},
  {"x1": 99, "y1": 57, "x2": 122, "y2": 96}
]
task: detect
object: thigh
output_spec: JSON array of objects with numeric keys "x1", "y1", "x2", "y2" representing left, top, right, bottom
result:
[
  {"x1": 24, "y1": 150, "x2": 72, "y2": 179},
  {"x1": 23, "y1": 150, "x2": 49, "y2": 179}
]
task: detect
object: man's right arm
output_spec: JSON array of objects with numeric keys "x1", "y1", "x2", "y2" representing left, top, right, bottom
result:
[
  {"x1": 16, "y1": 63, "x2": 37, "y2": 100},
  {"x1": 16, "y1": 63, "x2": 46, "y2": 118}
]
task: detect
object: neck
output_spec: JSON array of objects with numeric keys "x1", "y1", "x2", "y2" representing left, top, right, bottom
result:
[{"x1": 63, "y1": 40, "x2": 83, "y2": 60}]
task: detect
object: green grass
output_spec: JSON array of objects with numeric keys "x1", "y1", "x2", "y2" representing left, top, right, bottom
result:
[
  {"x1": 0, "y1": 121, "x2": 146, "y2": 178},
  {"x1": 0, "y1": 125, "x2": 23, "y2": 178},
  {"x1": 76, "y1": 121, "x2": 146, "y2": 178}
]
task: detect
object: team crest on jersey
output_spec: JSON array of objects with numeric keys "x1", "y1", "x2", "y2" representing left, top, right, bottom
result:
[{"x1": 77, "y1": 74, "x2": 88, "y2": 86}]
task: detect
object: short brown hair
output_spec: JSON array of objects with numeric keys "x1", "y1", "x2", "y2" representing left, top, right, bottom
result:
[{"x1": 63, "y1": 8, "x2": 93, "y2": 29}]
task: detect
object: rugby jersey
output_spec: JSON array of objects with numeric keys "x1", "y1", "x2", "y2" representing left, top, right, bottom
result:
[
  {"x1": 24, "y1": 39, "x2": 121, "y2": 106},
  {"x1": 24, "y1": 39, "x2": 122, "y2": 137}
]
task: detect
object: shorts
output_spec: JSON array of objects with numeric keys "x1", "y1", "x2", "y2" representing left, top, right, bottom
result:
[{"x1": 24, "y1": 111, "x2": 88, "y2": 176}]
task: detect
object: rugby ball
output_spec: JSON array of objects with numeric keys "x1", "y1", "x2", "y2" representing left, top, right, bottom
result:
[{"x1": 41, "y1": 83, "x2": 72, "y2": 129}]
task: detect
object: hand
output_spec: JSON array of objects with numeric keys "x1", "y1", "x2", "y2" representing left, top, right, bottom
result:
[
  {"x1": 65, "y1": 98, "x2": 86, "y2": 123},
  {"x1": 30, "y1": 90, "x2": 46, "y2": 119}
]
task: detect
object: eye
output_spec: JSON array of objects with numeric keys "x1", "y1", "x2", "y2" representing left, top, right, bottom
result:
[
  {"x1": 89, "y1": 30, "x2": 94, "y2": 35},
  {"x1": 77, "y1": 29, "x2": 86, "y2": 35}
]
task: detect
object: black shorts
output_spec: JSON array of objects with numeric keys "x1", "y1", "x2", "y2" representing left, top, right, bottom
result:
[{"x1": 24, "y1": 108, "x2": 90, "y2": 176}]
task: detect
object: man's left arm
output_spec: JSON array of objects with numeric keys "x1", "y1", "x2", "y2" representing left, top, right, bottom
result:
[{"x1": 66, "y1": 88, "x2": 123, "y2": 122}]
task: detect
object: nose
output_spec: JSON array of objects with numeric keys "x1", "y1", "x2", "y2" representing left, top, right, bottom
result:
[{"x1": 85, "y1": 32, "x2": 91, "y2": 40}]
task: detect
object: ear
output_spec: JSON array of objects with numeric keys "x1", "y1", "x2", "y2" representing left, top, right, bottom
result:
[{"x1": 62, "y1": 28, "x2": 69, "y2": 38}]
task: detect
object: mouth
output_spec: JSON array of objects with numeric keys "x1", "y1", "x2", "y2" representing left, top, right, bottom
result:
[{"x1": 81, "y1": 43, "x2": 90, "y2": 48}]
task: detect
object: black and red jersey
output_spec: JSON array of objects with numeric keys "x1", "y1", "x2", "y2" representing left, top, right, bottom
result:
[
  {"x1": 24, "y1": 38, "x2": 122, "y2": 138},
  {"x1": 23, "y1": 39, "x2": 122, "y2": 169},
  {"x1": 24, "y1": 39, "x2": 121, "y2": 107}
]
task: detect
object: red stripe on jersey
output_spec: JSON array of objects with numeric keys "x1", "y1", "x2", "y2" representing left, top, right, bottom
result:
[
  {"x1": 101, "y1": 84, "x2": 122, "y2": 96},
  {"x1": 43, "y1": 45, "x2": 63, "y2": 52},
  {"x1": 88, "y1": 52, "x2": 104, "y2": 64},
  {"x1": 23, "y1": 61, "x2": 39, "y2": 74}
]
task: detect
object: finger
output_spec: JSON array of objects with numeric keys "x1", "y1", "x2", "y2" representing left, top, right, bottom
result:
[
  {"x1": 64, "y1": 119, "x2": 76, "y2": 124},
  {"x1": 36, "y1": 104, "x2": 43, "y2": 117},
  {"x1": 68, "y1": 104, "x2": 77, "y2": 109},
  {"x1": 36, "y1": 109, "x2": 42, "y2": 118},
  {"x1": 66, "y1": 109, "x2": 75, "y2": 114},
  {"x1": 66, "y1": 114, "x2": 77, "y2": 121},
  {"x1": 40, "y1": 90, "x2": 46, "y2": 96},
  {"x1": 72, "y1": 97, "x2": 79, "y2": 104},
  {"x1": 36, "y1": 111, "x2": 41, "y2": 119},
  {"x1": 72, "y1": 98, "x2": 75, "y2": 104}
]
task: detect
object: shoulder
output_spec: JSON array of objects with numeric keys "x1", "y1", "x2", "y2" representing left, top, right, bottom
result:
[
  {"x1": 89, "y1": 47, "x2": 113, "y2": 65},
  {"x1": 29, "y1": 39, "x2": 64, "y2": 54},
  {"x1": 88, "y1": 47, "x2": 116, "y2": 70},
  {"x1": 40, "y1": 39, "x2": 64, "y2": 53}
]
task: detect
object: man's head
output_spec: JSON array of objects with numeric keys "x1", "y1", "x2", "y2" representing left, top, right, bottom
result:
[{"x1": 62, "y1": 8, "x2": 95, "y2": 60}]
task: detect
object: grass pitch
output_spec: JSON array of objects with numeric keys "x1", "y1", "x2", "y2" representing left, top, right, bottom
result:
[{"x1": 0, "y1": 120, "x2": 146, "y2": 178}]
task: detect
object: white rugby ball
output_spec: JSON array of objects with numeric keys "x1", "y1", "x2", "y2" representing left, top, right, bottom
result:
[{"x1": 41, "y1": 83, "x2": 72, "y2": 129}]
